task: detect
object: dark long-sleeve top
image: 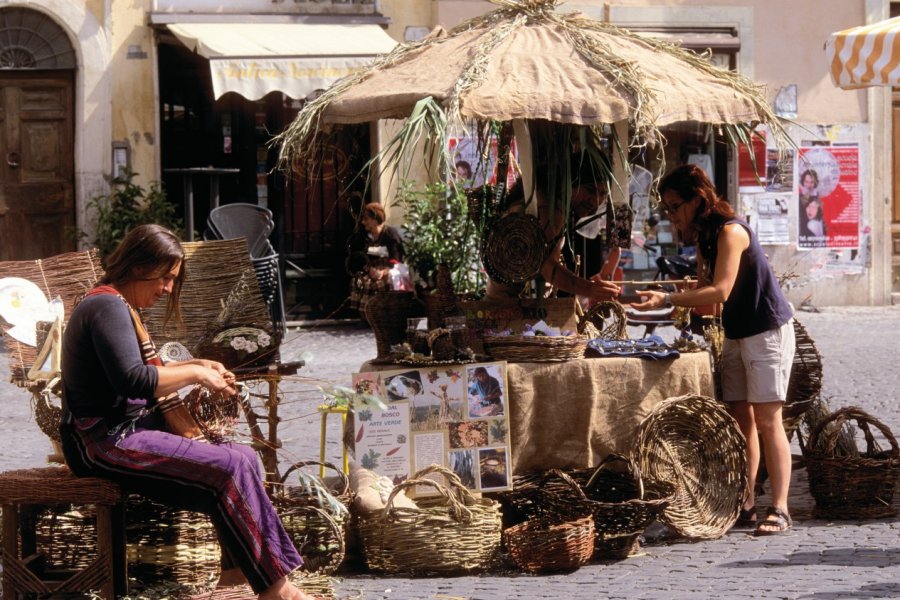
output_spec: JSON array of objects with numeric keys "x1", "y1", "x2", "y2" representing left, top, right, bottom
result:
[
  {"x1": 347, "y1": 225, "x2": 405, "y2": 272},
  {"x1": 61, "y1": 294, "x2": 158, "y2": 422}
]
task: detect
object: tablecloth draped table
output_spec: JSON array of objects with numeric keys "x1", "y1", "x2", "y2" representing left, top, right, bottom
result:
[{"x1": 358, "y1": 352, "x2": 714, "y2": 475}]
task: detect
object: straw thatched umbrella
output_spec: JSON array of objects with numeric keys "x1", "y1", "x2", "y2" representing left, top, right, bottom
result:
[{"x1": 277, "y1": 0, "x2": 787, "y2": 181}]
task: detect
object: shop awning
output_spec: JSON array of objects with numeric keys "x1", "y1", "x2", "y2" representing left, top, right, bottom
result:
[
  {"x1": 827, "y1": 16, "x2": 900, "y2": 89},
  {"x1": 168, "y1": 23, "x2": 398, "y2": 100}
]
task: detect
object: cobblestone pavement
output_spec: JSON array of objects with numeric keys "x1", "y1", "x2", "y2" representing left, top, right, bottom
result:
[{"x1": 2, "y1": 306, "x2": 900, "y2": 599}]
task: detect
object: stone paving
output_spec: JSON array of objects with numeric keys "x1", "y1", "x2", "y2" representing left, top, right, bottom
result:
[{"x1": 2, "y1": 305, "x2": 900, "y2": 598}]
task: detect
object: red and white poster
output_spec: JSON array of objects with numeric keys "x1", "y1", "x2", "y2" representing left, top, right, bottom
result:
[{"x1": 796, "y1": 146, "x2": 859, "y2": 249}]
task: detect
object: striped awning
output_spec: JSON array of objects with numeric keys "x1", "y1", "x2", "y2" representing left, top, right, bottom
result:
[{"x1": 827, "y1": 16, "x2": 900, "y2": 89}]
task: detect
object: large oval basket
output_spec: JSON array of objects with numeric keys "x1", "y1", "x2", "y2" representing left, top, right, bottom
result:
[
  {"x1": 635, "y1": 394, "x2": 747, "y2": 539},
  {"x1": 481, "y1": 213, "x2": 547, "y2": 285}
]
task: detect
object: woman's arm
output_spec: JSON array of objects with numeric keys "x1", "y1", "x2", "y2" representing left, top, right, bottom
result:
[
  {"x1": 631, "y1": 223, "x2": 749, "y2": 310},
  {"x1": 541, "y1": 239, "x2": 620, "y2": 301}
]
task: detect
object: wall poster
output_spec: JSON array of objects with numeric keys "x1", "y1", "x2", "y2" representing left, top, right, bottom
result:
[
  {"x1": 797, "y1": 145, "x2": 860, "y2": 250},
  {"x1": 351, "y1": 361, "x2": 512, "y2": 493}
]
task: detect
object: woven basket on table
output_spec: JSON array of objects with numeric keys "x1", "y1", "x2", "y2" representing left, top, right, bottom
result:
[
  {"x1": 577, "y1": 300, "x2": 628, "y2": 341},
  {"x1": 365, "y1": 290, "x2": 427, "y2": 360},
  {"x1": 269, "y1": 460, "x2": 352, "y2": 574},
  {"x1": 483, "y1": 333, "x2": 587, "y2": 362},
  {"x1": 502, "y1": 469, "x2": 595, "y2": 573},
  {"x1": 798, "y1": 406, "x2": 900, "y2": 519},
  {"x1": 635, "y1": 394, "x2": 747, "y2": 540},
  {"x1": 357, "y1": 464, "x2": 502, "y2": 574}
]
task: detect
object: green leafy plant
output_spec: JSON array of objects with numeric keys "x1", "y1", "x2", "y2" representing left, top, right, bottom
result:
[
  {"x1": 81, "y1": 168, "x2": 182, "y2": 260},
  {"x1": 397, "y1": 179, "x2": 485, "y2": 294}
]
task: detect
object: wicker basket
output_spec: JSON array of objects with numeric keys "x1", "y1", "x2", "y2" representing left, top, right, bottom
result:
[
  {"x1": 577, "y1": 300, "x2": 628, "y2": 341},
  {"x1": 125, "y1": 495, "x2": 221, "y2": 585},
  {"x1": 365, "y1": 290, "x2": 427, "y2": 360},
  {"x1": 357, "y1": 465, "x2": 502, "y2": 574},
  {"x1": 635, "y1": 394, "x2": 747, "y2": 540},
  {"x1": 505, "y1": 514, "x2": 595, "y2": 573},
  {"x1": 270, "y1": 460, "x2": 353, "y2": 574},
  {"x1": 483, "y1": 333, "x2": 587, "y2": 362},
  {"x1": 783, "y1": 319, "x2": 823, "y2": 435},
  {"x1": 798, "y1": 406, "x2": 900, "y2": 519},
  {"x1": 481, "y1": 213, "x2": 547, "y2": 285}
]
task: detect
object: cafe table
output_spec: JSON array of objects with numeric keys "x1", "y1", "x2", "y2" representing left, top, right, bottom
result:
[{"x1": 358, "y1": 351, "x2": 714, "y2": 475}]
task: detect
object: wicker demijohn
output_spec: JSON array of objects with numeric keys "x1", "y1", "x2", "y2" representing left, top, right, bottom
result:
[
  {"x1": 635, "y1": 394, "x2": 747, "y2": 539},
  {"x1": 798, "y1": 406, "x2": 900, "y2": 519},
  {"x1": 483, "y1": 333, "x2": 587, "y2": 362},
  {"x1": 366, "y1": 291, "x2": 426, "y2": 360},
  {"x1": 357, "y1": 465, "x2": 502, "y2": 574},
  {"x1": 481, "y1": 213, "x2": 547, "y2": 285},
  {"x1": 782, "y1": 319, "x2": 823, "y2": 436}
]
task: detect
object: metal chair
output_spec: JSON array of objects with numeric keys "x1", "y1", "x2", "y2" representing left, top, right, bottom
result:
[{"x1": 206, "y1": 203, "x2": 275, "y2": 259}]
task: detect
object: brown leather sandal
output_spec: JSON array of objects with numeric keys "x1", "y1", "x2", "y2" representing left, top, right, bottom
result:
[{"x1": 753, "y1": 506, "x2": 792, "y2": 536}]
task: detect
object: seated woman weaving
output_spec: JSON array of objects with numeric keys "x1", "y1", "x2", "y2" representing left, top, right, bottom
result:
[{"x1": 59, "y1": 224, "x2": 316, "y2": 600}]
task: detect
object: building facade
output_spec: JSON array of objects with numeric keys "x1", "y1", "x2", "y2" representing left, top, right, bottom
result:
[{"x1": 0, "y1": 0, "x2": 895, "y2": 307}]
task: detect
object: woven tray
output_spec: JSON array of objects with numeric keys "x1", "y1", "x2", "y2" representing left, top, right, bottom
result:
[
  {"x1": 357, "y1": 465, "x2": 502, "y2": 574},
  {"x1": 635, "y1": 394, "x2": 747, "y2": 540},
  {"x1": 481, "y1": 213, "x2": 547, "y2": 285},
  {"x1": 798, "y1": 406, "x2": 900, "y2": 519},
  {"x1": 483, "y1": 334, "x2": 587, "y2": 362}
]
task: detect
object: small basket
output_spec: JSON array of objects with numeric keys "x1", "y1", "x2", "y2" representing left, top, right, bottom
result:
[
  {"x1": 504, "y1": 514, "x2": 595, "y2": 573},
  {"x1": 483, "y1": 334, "x2": 587, "y2": 363},
  {"x1": 798, "y1": 406, "x2": 900, "y2": 519},
  {"x1": 502, "y1": 470, "x2": 595, "y2": 573},
  {"x1": 635, "y1": 394, "x2": 747, "y2": 540},
  {"x1": 270, "y1": 460, "x2": 353, "y2": 574},
  {"x1": 577, "y1": 300, "x2": 627, "y2": 341},
  {"x1": 357, "y1": 464, "x2": 502, "y2": 574}
]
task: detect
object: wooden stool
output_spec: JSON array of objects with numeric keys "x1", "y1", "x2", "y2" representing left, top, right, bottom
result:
[
  {"x1": 0, "y1": 466, "x2": 126, "y2": 599},
  {"x1": 318, "y1": 404, "x2": 350, "y2": 478}
]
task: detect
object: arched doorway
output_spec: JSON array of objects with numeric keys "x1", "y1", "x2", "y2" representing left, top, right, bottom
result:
[{"x1": 0, "y1": 7, "x2": 76, "y2": 260}]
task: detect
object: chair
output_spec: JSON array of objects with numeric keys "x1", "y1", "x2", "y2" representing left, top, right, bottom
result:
[
  {"x1": 206, "y1": 203, "x2": 275, "y2": 259},
  {"x1": 0, "y1": 466, "x2": 126, "y2": 599}
]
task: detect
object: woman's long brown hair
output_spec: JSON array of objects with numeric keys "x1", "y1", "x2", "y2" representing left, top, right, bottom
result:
[
  {"x1": 100, "y1": 224, "x2": 186, "y2": 327},
  {"x1": 658, "y1": 164, "x2": 736, "y2": 259}
]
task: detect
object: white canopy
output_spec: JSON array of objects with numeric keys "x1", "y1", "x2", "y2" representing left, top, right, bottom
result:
[{"x1": 168, "y1": 22, "x2": 398, "y2": 100}]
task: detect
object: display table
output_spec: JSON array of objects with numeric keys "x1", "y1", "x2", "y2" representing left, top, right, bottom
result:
[{"x1": 358, "y1": 352, "x2": 714, "y2": 475}]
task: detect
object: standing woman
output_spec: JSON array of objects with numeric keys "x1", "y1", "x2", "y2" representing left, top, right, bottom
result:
[
  {"x1": 630, "y1": 165, "x2": 795, "y2": 536},
  {"x1": 59, "y1": 224, "x2": 315, "y2": 599},
  {"x1": 347, "y1": 202, "x2": 405, "y2": 321}
]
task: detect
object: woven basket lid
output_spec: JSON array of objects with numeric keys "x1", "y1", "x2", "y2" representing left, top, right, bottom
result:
[
  {"x1": 634, "y1": 394, "x2": 746, "y2": 540},
  {"x1": 481, "y1": 213, "x2": 547, "y2": 285}
]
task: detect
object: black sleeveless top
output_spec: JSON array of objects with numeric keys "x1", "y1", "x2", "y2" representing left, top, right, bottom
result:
[{"x1": 702, "y1": 217, "x2": 793, "y2": 339}]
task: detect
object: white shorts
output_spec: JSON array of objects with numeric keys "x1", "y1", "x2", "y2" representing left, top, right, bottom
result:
[{"x1": 720, "y1": 319, "x2": 795, "y2": 404}]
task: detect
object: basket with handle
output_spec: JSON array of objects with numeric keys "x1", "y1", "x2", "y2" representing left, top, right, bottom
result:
[
  {"x1": 269, "y1": 460, "x2": 352, "y2": 574},
  {"x1": 502, "y1": 469, "x2": 595, "y2": 573},
  {"x1": 798, "y1": 406, "x2": 900, "y2": 519},
  {"x1": 357, "y1": 464, "x2": 502, "y2": 574}
]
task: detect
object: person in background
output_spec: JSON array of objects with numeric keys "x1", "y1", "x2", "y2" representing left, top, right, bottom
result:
[
  {"x1": 485, "y1": 153, "x2": 621, "y2": 303},
  {"x1": 347, "y1": 202, "x2": 405, "y2": 322},
  {"x1": 59, "y1": 224, "x2": 316, "y2": 599},
  {"x1": 630, "y1": 164, "x2": 795, "y2": 536}
]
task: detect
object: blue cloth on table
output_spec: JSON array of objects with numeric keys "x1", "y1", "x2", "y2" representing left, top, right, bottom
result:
[{"x1": 587, "y1": 335, "x2": 681, "y2": 360}]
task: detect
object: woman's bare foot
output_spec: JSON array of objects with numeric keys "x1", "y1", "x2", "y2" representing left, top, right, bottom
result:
[
  {"x1": 217, "y1": 568, "x2": 249, "y2": 588},
  {"x1": 258, "y1": 576, "x2": 318, "y2": 600}
]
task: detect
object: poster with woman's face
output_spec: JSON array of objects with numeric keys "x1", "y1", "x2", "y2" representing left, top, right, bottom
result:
[{"x1": 797, "y1": 146, "x2": 859, "y2": 250}]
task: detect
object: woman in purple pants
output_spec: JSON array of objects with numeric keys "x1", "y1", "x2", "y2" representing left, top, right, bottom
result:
[{"x1": 59, "y1": 224, "x2": 314, "y2": 599}]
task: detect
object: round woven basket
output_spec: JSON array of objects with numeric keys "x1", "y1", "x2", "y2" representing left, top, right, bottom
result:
[
  {"x1": 483, "y1": 334, "x2": 587, "y2": 362},
  {"x1": 481, "y1": 213, "x2": 547, "y2": 285},
  {"x1": 798, "y1": 406, "x2": 900, "y2": 519},
  {"x1": 504, "y1": 514, "x2": 595, "y2": 573},
  {"x1": 577, "y1": 301, "x2": 627, "y2": 340},
  {"x1": 635, "y1": 394, "x2": 747, "y2": 539}
]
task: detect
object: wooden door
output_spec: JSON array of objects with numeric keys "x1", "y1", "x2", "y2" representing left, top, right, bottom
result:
[{"x1": 0, "y1": 72, "x2": 74, "y2": 260}]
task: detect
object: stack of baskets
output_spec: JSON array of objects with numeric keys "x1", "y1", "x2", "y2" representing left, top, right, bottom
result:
[
  {"x1": 635, "y1": 394, "x2": 747, "y2": 539},
  {"x1": 357, "y1": 465, "x2": 502, "y2": 574},
  {"x1": 269, "y1": 460, "x2": 352, "y2": 575},
  {"x1": 799, "y1": 406, "x2": 900, "y2": 519},
  {"x1": 502, "y1": 469, "x2": 595, "y2": 573},
  {"x1": 483, "y1": 333, "x2": 588, "y2": 362}
]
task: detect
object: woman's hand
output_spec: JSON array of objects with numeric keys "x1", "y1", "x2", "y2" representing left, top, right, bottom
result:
[
  {"x1": 629, "y1": 289, "x2": 667, "y2": 311},
  {"x1": 195, "y1": 364, "x2": 237, "y2": 396}
]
